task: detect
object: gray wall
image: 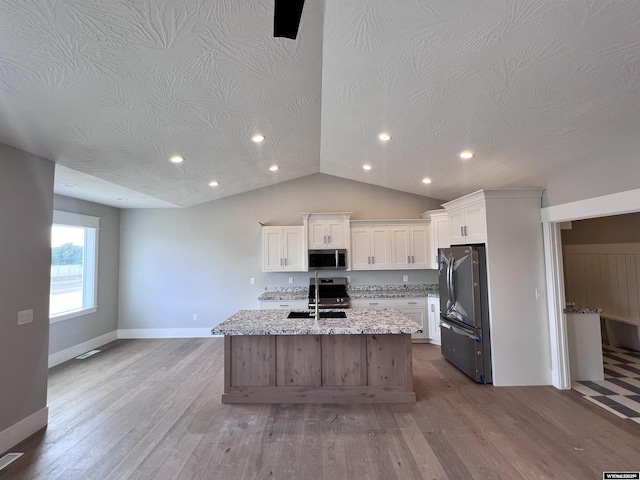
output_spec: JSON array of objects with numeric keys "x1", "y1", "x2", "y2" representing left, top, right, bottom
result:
[
  {"x1": 0, "y1": 144, "x2": 54, "y2": 435},
  {"x1": 532, "y1": 152, "x2": 640, "y2": 208},
  {"x1": 50, "y1": 195, "x2": 120, "y2": 355},
  {"x1": 119, "y1": 173, "x2": 443, "y2": 330}
]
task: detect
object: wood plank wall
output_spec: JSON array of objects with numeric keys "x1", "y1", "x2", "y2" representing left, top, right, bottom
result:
[{"x1": 564, "y1": 243, "x2": 640, "y2": 322}]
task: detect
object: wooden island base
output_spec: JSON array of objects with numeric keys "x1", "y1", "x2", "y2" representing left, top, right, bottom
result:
[{"x1": 223, "y1": 333, "x2": 415, "y2": 404}]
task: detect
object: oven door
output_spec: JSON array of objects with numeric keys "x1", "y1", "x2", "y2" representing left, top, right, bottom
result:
[{"x1": 308, "y1": 249, "x2": 347, "y2": 270}]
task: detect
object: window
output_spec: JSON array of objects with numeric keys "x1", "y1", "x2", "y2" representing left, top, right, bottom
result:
[{"x1": 50, "y1": 211, "x2": 99, "y2": 323}]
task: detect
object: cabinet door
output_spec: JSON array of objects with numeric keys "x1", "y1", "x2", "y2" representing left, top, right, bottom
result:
[
  {"x1": 350, "y1": 228, "x2": 371, "y2": 270},
  {"x1": 399, "y1": 308, "x2": 428, "y2": 340},
  {"x1": 428, "y1": 297, "x2": 441, "y2": 345},
  {"x1": 283, "y1": 228, "x2": 304, "y2": 271},
  {"x1": 389, "y1": 227, "x2": 411, "y2": 269},
  {"x1": 263, "y1": 228, "x2": 283, "y2": 271},
  {"x1": 448, "y1": 208, "x2": 466, "y2": 245},
  {"x1": 326, "y1": 221, "x2": 346, "y2": 248},
  {"x1": 370, "y1": 227, "x2": 390, "y2": 269},
  {"x1": 433, "y1": 216, "x2": 450, "y2": 249},
  {"x1": 410, "y1": 227, "x2": 429, "y2": 268},
  {"x1": 463, "y1": 202, "x2": 486, "y2": 244},
  {"x1": 308, "y1": 222, "x2": 327, "y2": 249}
]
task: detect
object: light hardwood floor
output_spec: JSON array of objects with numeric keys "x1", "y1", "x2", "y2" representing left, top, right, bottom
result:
[{"x1": 2, "y1": 338, "x2": 639, "y2": 479}]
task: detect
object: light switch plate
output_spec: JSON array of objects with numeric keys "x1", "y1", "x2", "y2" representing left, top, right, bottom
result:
[
  {"x1": 17, "y1": 309, "x2": 33, "y2": 325},
  {"x1": 403, "y1": 275, "x2": 408, "y2": 282}
]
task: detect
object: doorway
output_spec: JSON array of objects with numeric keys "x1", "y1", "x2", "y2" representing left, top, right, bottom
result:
[{"x1": 541, "y1": 187, "x2": 640, "y2": 390}]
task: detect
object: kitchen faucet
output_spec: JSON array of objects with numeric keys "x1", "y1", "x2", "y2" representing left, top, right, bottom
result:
[{"x1": 314, "y1": 270, "x2": 319, "y2": 320}]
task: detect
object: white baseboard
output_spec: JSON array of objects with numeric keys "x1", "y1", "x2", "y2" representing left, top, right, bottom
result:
[
  {"x1": 117, "y1": 328, "x2": 214, "y2": 339},
  {"x1": 48, "y1": 331, "x2": 118, "y2": 368},
  {"x1": 0, "y1": 407, "x2": 48, "y2": 455}
]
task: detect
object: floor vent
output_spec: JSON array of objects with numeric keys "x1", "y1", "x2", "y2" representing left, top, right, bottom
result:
[
  {"x1": 76, "y1": 349, "x2": 100, "y2": 360},
  {"x1": 0, "y1": 453, "x2": 23, "y2": 471}
]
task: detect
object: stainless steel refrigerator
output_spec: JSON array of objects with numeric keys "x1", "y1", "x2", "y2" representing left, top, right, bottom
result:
[{"x1": 438, "y1": 245, "x2": 492, "y2": 383}]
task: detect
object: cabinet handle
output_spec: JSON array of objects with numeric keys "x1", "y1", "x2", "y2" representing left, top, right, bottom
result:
[
  {"x1": 369, "y1": 302, "x2": 379, "y2": 306},
  {"x1": 284, "y1": 258, "x2": 287, "y2": 266},
  {"x1": 327, "y1": 235, "x2": 331, "y2": 243},
  {"x1": 430, "y1": 304, "x2": 435, "y2": 312},
  {"x1": 460, "y1": 226, "x2": 464, "y2": 236},
  {"x1": 371, "y1": 256, "x2": 374, "y2": 264},
  {"x1": 407, "y1": 256, "x2": 410, "y2": 264},
  {"x1": 280, "y1": 258, "x2": 283, "y2": 266},
  {"x1": 408, "y1": 302, "x2": 417, "y2": 305},
  {"x1": 280, "y1": 304, "x2": 290, "y2": 307},
  {"x1": 411, "y1": 255, "x2": 415, "y2": 263}
]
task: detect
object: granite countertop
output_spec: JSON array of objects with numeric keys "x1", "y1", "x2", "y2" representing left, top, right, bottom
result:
[
  {"x1": 258, "y1": 287, "x2": 309, "y2": 301},
  {"x1": 348, "y1": 284, "x2": 439, "y2": 299},
  {"x1": 564, "y1": 306, "x2": 603, "y2": 314},
  {"x1": 258, "y1": 283, "x2": 438, "y2": 301},
  {"x1": 564, "y1": 302, "x2": 602, "y2": 314},
  {"x1": 211, "y1": 308, "x2": 422, "y2": 336}
]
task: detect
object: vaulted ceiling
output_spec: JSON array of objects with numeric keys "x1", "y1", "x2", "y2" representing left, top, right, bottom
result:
[{"x1": 1, "y1": 1, "x2": 639, "y2": 208}]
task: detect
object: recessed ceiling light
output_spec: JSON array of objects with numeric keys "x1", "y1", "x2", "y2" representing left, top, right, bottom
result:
[
  {"x1": 170, "y1": 155, "x2": 184, "y2": 164},
  {"x1": 208, "y1": 181, "x2": 219, "y2": 187},
  {"x1": 459, "y1": 150, "x2": 474, "y2": 159},
  {"x1": 422, "y1": 178, "x2": 432, "y2": 184},
  {"x1": 116, "y1": 197, "x2": 128, "y2": 201},
  {"x1": 378, "y1": 133, "x2": 391, "y2": 142},
  {"x1": 63, "y1": 183, "x2": 77, "y2": 188},
  {"x1": 252, "y1": 134, "x2": 265, "y2": 143},
  {"x1": 363, "y1": 164, "x2": 372, "y2": 171},
  {"x1": 269, "y1": 165, "x2": 279, "y2": 172}
]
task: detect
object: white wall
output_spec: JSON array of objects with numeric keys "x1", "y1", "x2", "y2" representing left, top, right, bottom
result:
[
  {"x1": 118, "y1": 173, "x2": 443, "y2": 332},
  {"x1": 0, "y1": 144, "x2": 54, "y2": 451},
  {"x1": 49, "y1": 195, "x2": 120, "y2": 356}
]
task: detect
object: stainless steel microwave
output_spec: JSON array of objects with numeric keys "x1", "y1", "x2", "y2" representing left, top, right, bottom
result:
[{"x1": 308, "y1": 249, "x2": 347, "y2": 270}]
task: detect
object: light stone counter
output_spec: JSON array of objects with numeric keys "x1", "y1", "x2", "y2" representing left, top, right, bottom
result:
[
  {"x1": 257, "y1": 284, "x2": 439, "y2": 301},
  {"x1": 211, "y1": 308, "x2": 422, "y2": 336}
]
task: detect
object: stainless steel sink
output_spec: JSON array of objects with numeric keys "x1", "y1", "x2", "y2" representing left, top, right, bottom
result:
[{"x1": 287, "y1": 311, "x2": 347, "y2": 319}]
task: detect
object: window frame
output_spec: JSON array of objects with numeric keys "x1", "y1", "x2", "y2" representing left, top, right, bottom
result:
[{"x1": 49, "y1": 210, "x2": 100, "y2": 324}]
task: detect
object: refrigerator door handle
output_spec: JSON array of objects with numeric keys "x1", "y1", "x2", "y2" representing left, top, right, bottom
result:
[
  {"x1": 441, "y1": 320, "x2": 478, "y2": 341},
  {"x1": 447, "y1": 257, "x2": 456, "y2": 310}
]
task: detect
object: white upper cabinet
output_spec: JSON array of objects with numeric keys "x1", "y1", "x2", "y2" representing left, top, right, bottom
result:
[
  {"x1": 350, "y1": 226, "x2": 390, "y2": 270},
  {"x1": 421, "y1": 209, "x2": 450, "y2": 268},
  {"x1": 262, "y1": 226, "x2": 305, "y2": 272},
  {"x1": 444, "y1": 196, "x2": 487, "y2": 245},
  {"x1": 389, "y1": 225, "x2": 430, "y2": 269},
  {"x1": 302, "y1": 213, "x2": 352, "y2": 249}
]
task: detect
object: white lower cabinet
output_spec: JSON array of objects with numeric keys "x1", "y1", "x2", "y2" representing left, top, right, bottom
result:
[
  {"x1": 427, "y1": 296, "x2": 441, "y2": 345},
  {"x1": 351, "y1": 297, "x2": 427, "y2": 342},
  {"x1": 260, "y1": 300, "x2": 308, "y2": 310}
]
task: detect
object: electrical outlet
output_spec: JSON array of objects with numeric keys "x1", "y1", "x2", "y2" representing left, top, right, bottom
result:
[
  {"x1": 535, "y1": 288, "x2": 544, "y2": 300},
  {"x1": 403, "y1": 275, "x2": 408, "y2": 282},
  {"x1": 18, "y1": 309, "x2": 33, "y2": 325},
  {"x1": 347, "y1": 276, "x2": 351, "y2": 283},
  {"x1": 192, "y1": 313, "x2": 198, "y2": 322},
  {"x1": 250, "y1": 277, "x2": 256, "y2": 285},
  {"x1": 289, "y1": 277, "x2": 293, "y2": 284}
]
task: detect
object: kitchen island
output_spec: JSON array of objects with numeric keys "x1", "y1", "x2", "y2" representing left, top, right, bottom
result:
[{"x1": 211, "y1": 309, "x2": 420, "y2": 404}]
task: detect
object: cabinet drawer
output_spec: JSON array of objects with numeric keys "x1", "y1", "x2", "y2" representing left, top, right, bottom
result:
[
  {"x1": 396, "y1": 298, "x2": 427, "y2": 308},
  {"x1": 350, "y1": 298, "x2": 397, "y2": 308},
  {"x1": 260, "y1": 300, "x2": 308, "y2": 310}
]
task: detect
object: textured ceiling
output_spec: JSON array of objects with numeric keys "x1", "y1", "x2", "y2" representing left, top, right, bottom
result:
[{"x1": 1, "y1": 0, "x2": 639, "y2": 208}]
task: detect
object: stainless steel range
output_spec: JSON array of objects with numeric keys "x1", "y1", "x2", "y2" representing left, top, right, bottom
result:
[{"x1": 308, "y1": 277, "x2": 350, "y2": 309}]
